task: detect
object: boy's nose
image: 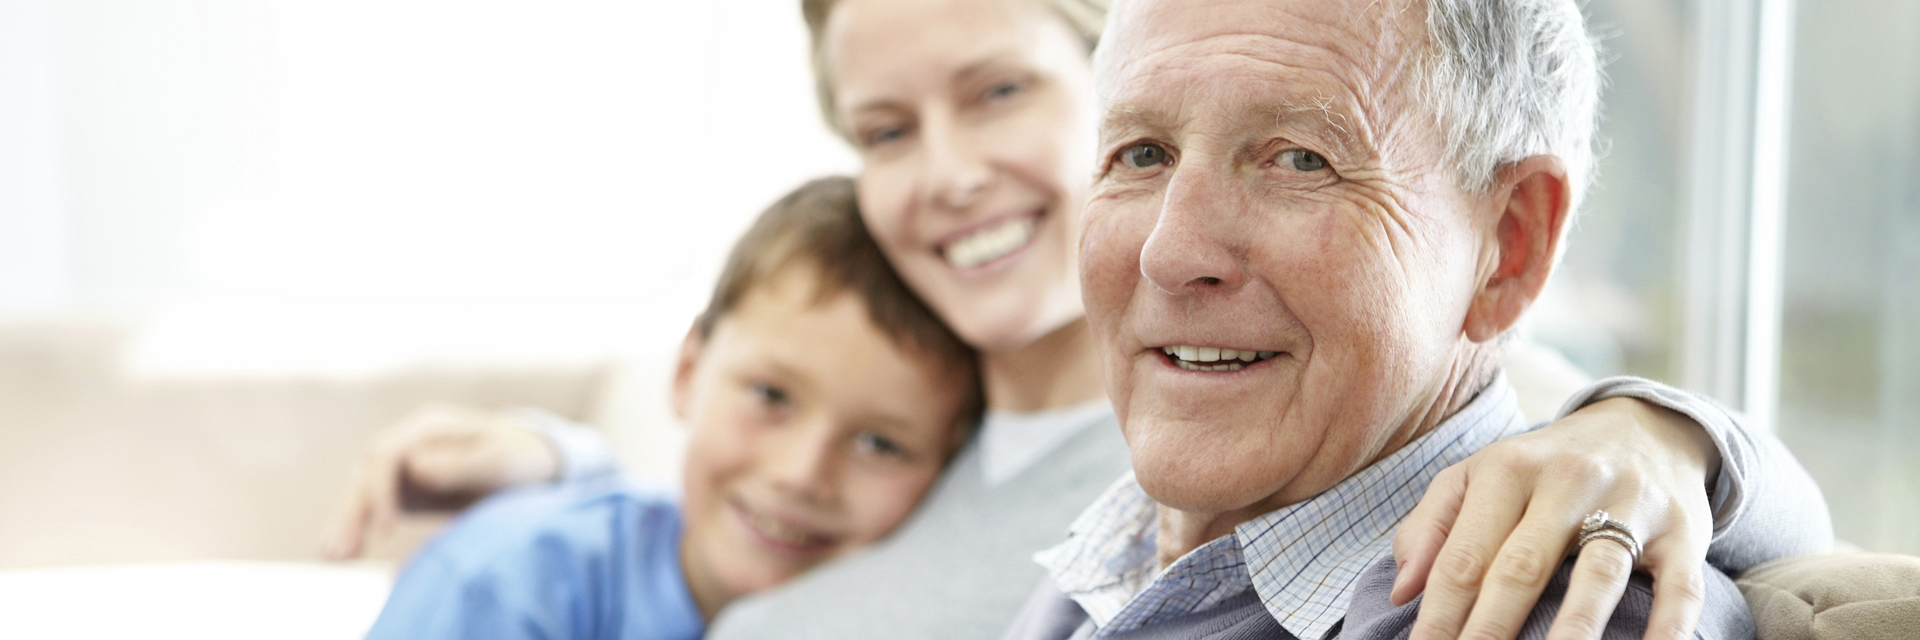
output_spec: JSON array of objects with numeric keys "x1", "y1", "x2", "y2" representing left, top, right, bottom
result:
[{"x1": 764, "y1": 420, "x2": 838, "y2": 504}]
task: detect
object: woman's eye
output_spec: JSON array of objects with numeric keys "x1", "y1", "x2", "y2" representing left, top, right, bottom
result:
[
  {"x1": 984, "y1": 81, "x2": 1023, "y2": 101},
  {"x1": 854, "y1": 432, "x2": 907, "y2": 458},
  {"x1": 1280, "y1": 149, "x2": 1328, "y2": 172},
  {"x1": 750, "y1": 383, "x2": 789, "y2": 407},
  {"x1": 1119, "y1": 143, "x2": 1172, "y2": 169}
]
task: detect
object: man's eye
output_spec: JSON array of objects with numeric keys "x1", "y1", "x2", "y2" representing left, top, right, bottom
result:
[
  {"x1": 1281, "y1": 149, "x2": 1328, "y2": 172},
  {"x1": 1119, "y1": 143, "x2": 1172, "y2": 169},
  {"x1": 854, "y1": 432, "x2": 907, "y2": 458},
  {"x1": 750, "y1": 383, "x2": 789, "y2": 406}
]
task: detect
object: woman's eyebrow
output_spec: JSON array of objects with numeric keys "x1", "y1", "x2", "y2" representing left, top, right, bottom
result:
[
  {"x1": 841, "y1": 52, "x2": 1029, "y2": 117},
  {"x1": 949, "y1": 52, "x2": 1030, "y2": 85}
]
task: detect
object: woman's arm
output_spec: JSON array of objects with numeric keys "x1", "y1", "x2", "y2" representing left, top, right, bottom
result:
[
  {"x1": 320, "y1": 404, "x2": 619, "y2": 559},
  {"x1": 1389, "y1": 376, "x2": 1832, "y2": 640},
  {"x1": 1562, "y1": 378, "x2": 1834, "y2": 570}
]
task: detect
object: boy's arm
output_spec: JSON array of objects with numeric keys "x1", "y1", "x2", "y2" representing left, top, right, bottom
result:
[
  {"x1": 365, "y1": 531, "x2": 600, "y2": 640},
  {"x1": 364, "y1": 555, "x2": 565, "y2": 640}
]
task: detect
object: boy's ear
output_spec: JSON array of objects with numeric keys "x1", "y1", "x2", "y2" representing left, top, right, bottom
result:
[{"x1": 671, "y1": 326, "x2": 705, "y2": 421}]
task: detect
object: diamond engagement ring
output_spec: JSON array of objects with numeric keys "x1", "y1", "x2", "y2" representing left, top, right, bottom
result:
[{"x1": 1578, "y1": 510, "x2": 1642, "y2": 566}]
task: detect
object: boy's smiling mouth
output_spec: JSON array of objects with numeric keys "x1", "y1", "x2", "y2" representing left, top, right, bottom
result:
[{"x1": 729, "y1": 497, "x2": 835, "y2": 553}]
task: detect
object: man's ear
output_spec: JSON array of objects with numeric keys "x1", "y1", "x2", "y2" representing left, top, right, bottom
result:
[
  {"x1": 671, "y1": 325, "x2": 705, "y2": 421},
  {"x1": 1464, "y1": 155, "x2": 1572, "y2": 342}
]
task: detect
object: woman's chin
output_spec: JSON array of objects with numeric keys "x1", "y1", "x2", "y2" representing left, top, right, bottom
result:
[{"x1": 950, "y1": 303, "x2": 1086, "y2": 354}]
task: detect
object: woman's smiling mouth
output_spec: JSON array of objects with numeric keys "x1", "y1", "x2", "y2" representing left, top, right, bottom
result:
[{"x1": 939, "y1": 214, "x2": 1038, "y2": 270}]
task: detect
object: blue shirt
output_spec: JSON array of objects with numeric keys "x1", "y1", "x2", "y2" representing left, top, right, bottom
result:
[{"x1": 365, "y1": 476, "x2": 705, "y2": 640}]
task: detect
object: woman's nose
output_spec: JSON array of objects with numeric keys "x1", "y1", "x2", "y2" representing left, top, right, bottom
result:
[
  {"x1": 919, "y1": 113, "x2": 993, "y2": 211},
  {"x1": 1139, "y1": 168, "x2": 1246, "y2": 295}
]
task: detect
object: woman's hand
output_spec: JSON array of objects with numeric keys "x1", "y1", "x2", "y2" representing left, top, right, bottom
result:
[
  {"x1": 320, "y1": 404, "x2": 561, "y2": 559},
  {"x1": 1393, "y1": 397, "x2": 1721, "y2": 640}
]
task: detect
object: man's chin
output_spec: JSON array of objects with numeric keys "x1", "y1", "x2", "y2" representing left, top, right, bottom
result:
[{"x1": 1131, "y1": 448, "x2": 1302, "y2": 516}]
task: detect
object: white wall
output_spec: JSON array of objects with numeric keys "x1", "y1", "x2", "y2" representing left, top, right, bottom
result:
[{"x1": 1, "y1": 0, "x2": 858, "y2": 373}]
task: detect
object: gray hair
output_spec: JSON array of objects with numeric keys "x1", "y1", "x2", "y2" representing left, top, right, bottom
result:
[
  {"x1": 1421, "y1": 0, "x2": 1603, "y2": 212},
  {"x1": 1094, "y1": 0, "x2": 1603, "y2": 211}
]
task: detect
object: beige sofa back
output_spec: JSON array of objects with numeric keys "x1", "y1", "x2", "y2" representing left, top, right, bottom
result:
[{"x1": 0, "y1": 320, "x2": 609, "y2": 569}]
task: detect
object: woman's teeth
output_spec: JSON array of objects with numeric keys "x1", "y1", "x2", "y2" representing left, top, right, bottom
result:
[
  {"x1": 1161, "y1": 346, "x2": 1278, "y2": 372},
  {"x1": 943, "y1": 217, "x2": 1036, "y2": 269}
]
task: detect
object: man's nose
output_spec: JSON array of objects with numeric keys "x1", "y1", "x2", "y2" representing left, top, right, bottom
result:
[
  {"x1": 1139, "y1": 168, "x2": 1246, "y2": 295},
  {"x1": 764, "y1": 418, "x2": 838, "y2": 504},
  {"x1": 918, "y1": 111, "x2": 993, "y2": 211}
]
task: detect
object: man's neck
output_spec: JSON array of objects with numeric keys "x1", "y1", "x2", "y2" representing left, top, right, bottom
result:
[{"x1": 1151, "y1": 341, "x2": 1501, "y2": 566}]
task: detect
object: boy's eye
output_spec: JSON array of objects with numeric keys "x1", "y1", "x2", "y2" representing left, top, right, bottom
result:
[
  {"x1": 853, "y1": 432, "x2": 907, "y2": 459},
  {"x1": 750, "y1": 382, "x2": 789, "y2": 407},
  {"x1": 861, "y1": 124, "x2": 911, "y2": 149},
  {"x1": 1279, "y1": 149, "x2": 1328, "y2": 172},
  {"x1": 1119, "y1": 142, "x2": 1172, "y2": 169}
]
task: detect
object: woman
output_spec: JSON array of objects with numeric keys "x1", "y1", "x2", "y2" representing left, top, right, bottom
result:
[{"x1": 326, "y1": 0, "x2": 1831, "y2": 637}]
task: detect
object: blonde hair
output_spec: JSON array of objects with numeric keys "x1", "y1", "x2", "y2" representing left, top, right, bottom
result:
[{"x1": 800, "y1": 0, "x2": 1108, "y2": 136}]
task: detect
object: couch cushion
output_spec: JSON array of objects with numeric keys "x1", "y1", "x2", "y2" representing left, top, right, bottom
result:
[{"x1": 1736, "y1": 552, "x2": 1920, "y2": 640}]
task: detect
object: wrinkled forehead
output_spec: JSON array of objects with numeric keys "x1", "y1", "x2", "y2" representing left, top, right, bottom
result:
[{"x1": 1095, "y1": 0, "x2": 1427, "y2": 146}]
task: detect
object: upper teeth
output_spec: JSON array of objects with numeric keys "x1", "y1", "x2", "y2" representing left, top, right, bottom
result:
[
  {"x1": 944, "y1": 217, "x2": 1036, "y2": 269},
  {"x1": 747, "y1": 508, "x2": 821, "y2": 546},
  {"x1": 1162, "y1": 345, "x2": 1277, "y2": 372}
]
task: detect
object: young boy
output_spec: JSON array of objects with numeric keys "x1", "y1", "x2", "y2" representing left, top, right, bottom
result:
[{"x1": 363, "y1": 177, "x2": 982, "y2": 639}]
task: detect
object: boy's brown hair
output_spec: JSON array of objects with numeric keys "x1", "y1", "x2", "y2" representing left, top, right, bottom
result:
[{"x1": 695, "y1": 176, "x2": 984, "y2": 437}]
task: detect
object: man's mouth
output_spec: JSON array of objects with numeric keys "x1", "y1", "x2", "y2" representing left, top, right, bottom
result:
[
  {"x1": 941, "y1": 215, "x2": 1037, "y2": 270},
  {"x1": 1160, "y1": 345, "x2": 1279, "y2": 372},
  {"x1": 731, "y1": 499, "x2": 834, "y2": 552}
]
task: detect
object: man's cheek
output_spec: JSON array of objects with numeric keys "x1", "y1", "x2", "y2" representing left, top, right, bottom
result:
[{"x1": 1077, "y1": 212, "x2": 1142, "y2": 307}]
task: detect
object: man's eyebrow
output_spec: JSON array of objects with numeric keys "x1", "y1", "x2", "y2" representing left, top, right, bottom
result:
[
  {"x1": 1263, "y1": 98, "x2": 1367, "y2": 159},
  {"x1": 1101, "y1": 98, "x2": 1371, "y2": 159},
  {"x1": 1098, "y1": 104, "x2": 1175, "y2": 137}
]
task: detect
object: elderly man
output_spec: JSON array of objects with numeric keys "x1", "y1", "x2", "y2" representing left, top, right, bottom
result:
[{"x1": 1003, "y1": 0, "x2": 1760, "y2": 638}]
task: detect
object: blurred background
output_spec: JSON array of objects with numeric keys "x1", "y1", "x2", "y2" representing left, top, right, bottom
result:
[{"x1": 0, "y1": 0, "x2": 1913, "y2": 636}]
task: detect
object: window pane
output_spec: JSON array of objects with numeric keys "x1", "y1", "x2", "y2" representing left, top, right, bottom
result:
[
  {"x1": 1533, "y1": 0, "x2": 1692, "y2": 382},
  {"x1": 1776, "y1": 0, "x2": 1920, "y2": 554}
]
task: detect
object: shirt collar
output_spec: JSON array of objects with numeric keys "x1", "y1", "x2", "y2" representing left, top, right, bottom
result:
[{"x1": 1035, "y1": 374, "x2": 1529, "y2": 640}]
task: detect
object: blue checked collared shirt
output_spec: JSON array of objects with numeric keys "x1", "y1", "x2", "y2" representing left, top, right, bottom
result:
[{"x1": 1032, "y1": 375, "x2": 1530, "y2": 640}]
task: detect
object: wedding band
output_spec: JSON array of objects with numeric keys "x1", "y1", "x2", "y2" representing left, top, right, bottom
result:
[{"x1": 1577, "y1": 510, "x2": 1643, "y2": 566}]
